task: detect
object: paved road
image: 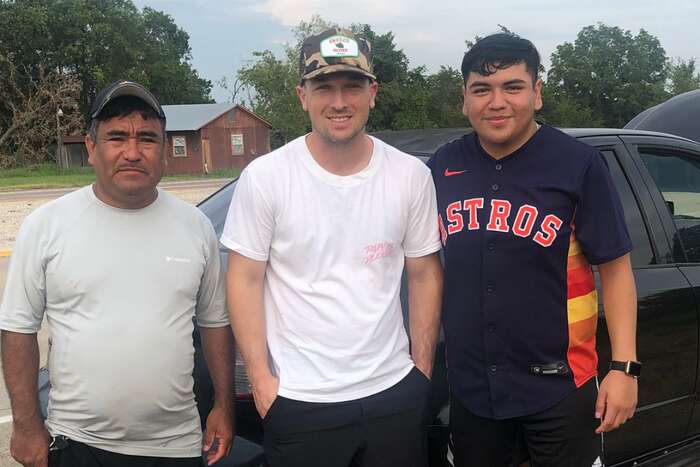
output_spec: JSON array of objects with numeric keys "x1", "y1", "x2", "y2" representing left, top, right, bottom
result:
[{"x1": 0, "y1": 178, "x2": 230, "y2": 202}]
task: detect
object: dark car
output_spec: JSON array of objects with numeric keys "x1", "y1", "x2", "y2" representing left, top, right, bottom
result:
[{"x1": 198, "y1": 127, "x2": 700, "y2": 466}]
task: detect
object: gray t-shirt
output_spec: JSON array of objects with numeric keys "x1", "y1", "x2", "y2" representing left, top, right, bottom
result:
[{"x1": 0, "y1": 186, "x2": 228, "y2": 457}]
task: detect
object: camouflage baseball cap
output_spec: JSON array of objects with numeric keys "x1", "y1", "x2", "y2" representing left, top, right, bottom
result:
[{"x1": 299, "y1": 28, "x2": 376, "y2": 81}]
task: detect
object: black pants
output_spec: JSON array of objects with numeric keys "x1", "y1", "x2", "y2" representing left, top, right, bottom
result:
[
  {"x1": 48, "y1": 438, "x2": 202, "y2": 467},
  {"x1": 263, "y1": 367, "x2": 431, "y2": 467},
  {"x1": 450, "y1": 378, "x2": 602, "y2": 467}
]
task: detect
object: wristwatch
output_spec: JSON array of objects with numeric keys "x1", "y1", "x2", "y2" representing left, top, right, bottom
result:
[{"x1": 609, "y1": 360, "x2": 642, "y2": 378}]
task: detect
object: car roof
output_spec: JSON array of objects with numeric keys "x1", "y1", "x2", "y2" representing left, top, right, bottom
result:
[{"x1": 372, "y1": 127, "x2": 696, "y2": 157}]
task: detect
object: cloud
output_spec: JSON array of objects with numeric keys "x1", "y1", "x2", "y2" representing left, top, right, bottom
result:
[{"x1": 250, "y1": 0, "x2": 422, "y2": 26}]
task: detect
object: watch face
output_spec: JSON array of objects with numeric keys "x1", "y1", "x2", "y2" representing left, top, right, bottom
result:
[{"x1": 627, "y1": 361, "x2": 642, "y2": 377}]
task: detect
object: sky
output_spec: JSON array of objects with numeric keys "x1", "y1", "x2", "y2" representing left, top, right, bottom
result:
[{"x1": 132, "y1": 0, "x2": 700, "y2": 103}]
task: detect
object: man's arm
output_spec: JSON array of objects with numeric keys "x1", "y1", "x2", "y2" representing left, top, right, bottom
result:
[
  {"x1": 226, "y1": 251, "x2": 278, "y2": 418},
  {"x1": 405, "y1": 252, "x2": 443, "y2": 378},
  {"x1": 1, "y1": 330, "x2": 50, "y2": 467},
  {"x1": 595, "y1": 252, "x2": 638, "y2": 433},
  {"x1": 199, "y1": 326, "x2": 234, "y2": 465}
]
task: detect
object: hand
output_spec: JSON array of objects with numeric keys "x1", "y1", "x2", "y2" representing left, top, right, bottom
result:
[
  {"x1": 202, "y1": 404, "x2": 234, "y2": 466},
  {"x1": 10, "y1": 420, "x2": 50, "y2": 467},
  {"x1": 414, "y1": 360, "x2": 433, "y2": 380},
  {"x1": 595, "y1": 371, "x2": 638, "y2": 433},
  {"x1": 252, "y1": 374, "x2": 279, "y2": 419}
]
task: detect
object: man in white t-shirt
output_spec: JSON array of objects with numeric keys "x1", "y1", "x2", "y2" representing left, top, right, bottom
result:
[
  {"x1": 222, "y1": 29, "x2": 443, "y2": 467},
  {"x1": 0, "y1": 81, "x2": 234, "y2": 467}
]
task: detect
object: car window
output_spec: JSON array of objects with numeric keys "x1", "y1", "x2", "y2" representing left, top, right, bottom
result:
[
  {"x1": 198, "y1": 180, "x2": 237, "y2": 242},
  {"x1": 601, "y1": 150, "x2": 655, "y2": 267},
  {"x1": 638, "y1": 148, "x2": 700, "y2": 262}
]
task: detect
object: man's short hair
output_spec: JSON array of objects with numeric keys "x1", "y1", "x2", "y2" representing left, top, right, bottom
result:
[
  {"x1": 461, "y1": 33, "x2": 541, "y2": 85},
  {"x1": 89, "y1": 96, "x2": 166, "y2": 141}
]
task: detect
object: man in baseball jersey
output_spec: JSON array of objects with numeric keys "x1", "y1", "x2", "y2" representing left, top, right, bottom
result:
[
  {"x1": 428, "y1": 33, "x2": 639, "y2": 466},
  {"x1": 222, "y1": 29, "x2": 443, "y2": 467},
  {"x1": 0, "y1": 81, "x2": 233, "y2": 467}
]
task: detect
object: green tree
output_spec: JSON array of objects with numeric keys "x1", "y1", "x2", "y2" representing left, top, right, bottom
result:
[
  {"x1": 238, "y1": 50, "x2": 307, "y2": 147},
  {"x1": 667, "y1": 58, "x2": 700, "y2": 96},
  {"x1": 426, "y1": 66, "x2": 465, "y2": 128},
  {"x1": 0, "y1": 0, "x2": 212, "y2": 118},
  {"x1": 547, "y1": 23, "x2": 668, "y2": 128},
  {"x1": 538, "y1": 82, "x2": 604, "y2": 128},
  {"x1": 140, "y1": 7, "x2": 213, "y2": 105},
  {"x1": 0, "y1": 52, "x2": 82, "y2": 168}
]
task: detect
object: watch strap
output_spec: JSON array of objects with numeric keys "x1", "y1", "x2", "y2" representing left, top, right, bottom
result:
[{"x1": 609, "y1": 360, "x2": 642, "y2": 377}]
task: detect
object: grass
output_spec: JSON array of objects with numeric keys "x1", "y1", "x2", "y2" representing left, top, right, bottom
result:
[{"x1": 0, "y1": 165, "x2": 240, "y2": 191}]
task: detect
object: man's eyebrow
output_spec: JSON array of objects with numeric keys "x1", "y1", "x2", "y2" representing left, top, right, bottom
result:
[
  {"x1": 468, "y1": 80, "x2": 491, "y2": 89},
  {"x1": 503, "y1": 79, "x2": 527, "y2": 86},
  {"x1": 103, "y1": 129, "x2": 161, "y2": 138},
  {"x1": 468, "y1": 78, "x2": 528, "y2": 89},
  {"x1": 103, "y1": 129, "x2": 129, "y2": 138},
  {"x1": 136, "y1": 130, "x2": 161, "y2": 138}
]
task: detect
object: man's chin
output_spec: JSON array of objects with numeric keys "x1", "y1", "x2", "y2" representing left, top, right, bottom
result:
[{"x1": 319, "y1": 128, "x2": 365, "y2": 146}]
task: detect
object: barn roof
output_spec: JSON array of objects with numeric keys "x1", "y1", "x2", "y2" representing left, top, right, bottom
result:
[{"x1": 162, "y1": 104, "x2": 272, "y2": 132}]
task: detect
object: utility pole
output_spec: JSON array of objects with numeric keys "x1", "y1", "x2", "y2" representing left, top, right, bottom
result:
[{"x1": 56, "y1": 107, "x2": 64, "y2": 168}]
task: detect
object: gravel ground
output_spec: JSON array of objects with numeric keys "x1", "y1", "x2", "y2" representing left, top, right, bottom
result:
[{"x1": 0, "y1": 187, "x2": 219, "y2": 251}]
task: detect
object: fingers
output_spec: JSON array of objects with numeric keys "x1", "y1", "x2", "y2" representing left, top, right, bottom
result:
[
  {"x1": 594, "y1": 389, "x2": 606, "y2": 420},
  {"x1": 206, "y1": 437, "x2": 230, "y2": 465},
  {"x1": 596, "y1": 399, "x2": 636, "y2": 433},
  {"x1": 202, "y1": 426, "x2": 215, "y2": 451},
  {"x1": 596, "y1": 401, "x2": 617, "y2": 433}
]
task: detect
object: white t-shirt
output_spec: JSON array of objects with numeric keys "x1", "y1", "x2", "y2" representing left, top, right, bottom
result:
[
  {"x1": 0, "y1": 187, "x2": 228, "y2": 457},
  {"x1": 221, "y1": 135, "x2": 441, "y2": 402}
]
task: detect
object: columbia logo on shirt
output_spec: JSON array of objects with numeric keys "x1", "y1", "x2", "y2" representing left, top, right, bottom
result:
[{"x1": 165, "y1": 256, "x2": 191, "y2": 263}]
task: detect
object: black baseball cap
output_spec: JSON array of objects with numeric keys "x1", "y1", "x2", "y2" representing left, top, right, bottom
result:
[{"x1": 90, "y1": 80, "x2": 165, "y2": 120}]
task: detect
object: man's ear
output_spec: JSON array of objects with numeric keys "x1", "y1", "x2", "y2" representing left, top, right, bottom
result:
[
  {"x1": 85, "y1": 134, "x2": 96, "y2": 167},
  {"x1": 296, "y1": 84, "x2": 308, "y2": 112},
  {"x1": 534, "y1": 78, "x2": 543, "y2": 112},
  {"x1": 369, "y1": 80, "x2": 378, "y2": 109}
]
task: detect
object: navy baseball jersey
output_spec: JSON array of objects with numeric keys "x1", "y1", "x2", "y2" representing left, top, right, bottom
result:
[{"x1": 428, "y1": 124, "x2": 632, "y2": 419}]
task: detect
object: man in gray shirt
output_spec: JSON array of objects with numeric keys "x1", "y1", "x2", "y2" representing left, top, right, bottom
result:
[{"x1": 0, "y1": 81, "x2": 233, "y2": 467}]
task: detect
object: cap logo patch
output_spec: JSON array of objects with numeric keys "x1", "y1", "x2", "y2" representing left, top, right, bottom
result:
[{"x1": 320, "y1": 35, "x2": 359, "y2": 58}]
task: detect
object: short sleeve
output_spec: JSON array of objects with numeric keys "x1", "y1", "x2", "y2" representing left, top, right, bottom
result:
[
  {"x1": 220, "y1": 169, "x2": 274, "y2": 261},
  {"x1": 574, "y1": 152, "x2": 633, "y2": 265},
  {"x1": 403, "y1": 168, "x2": 442, "y2": 257},
  {"x1": 0, "y1": 213, "x2": 48, "y2": 333},
  {"x1": 195, "y1": 217, "x2": 229, "y2": 328}
]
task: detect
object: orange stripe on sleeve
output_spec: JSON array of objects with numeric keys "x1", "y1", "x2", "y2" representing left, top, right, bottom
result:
[
  {"x1": 567, "y1": 334, "x2": 598, "y2": 388},
  {"x1": 568, "y1": 314, "x2": 597, "y2": 348}
]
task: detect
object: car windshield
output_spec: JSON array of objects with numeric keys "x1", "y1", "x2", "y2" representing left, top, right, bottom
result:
[{"x1": 197, "y1": 180, "x2": 238, "y2": 241}]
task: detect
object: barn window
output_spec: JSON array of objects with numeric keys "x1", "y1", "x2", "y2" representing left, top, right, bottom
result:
[
  {"x1": 173, "y1": 136, "x2": 187, "y2": 157},
  {"x1": 231, "y1": 134, "x2": 244, "y2": 155}
]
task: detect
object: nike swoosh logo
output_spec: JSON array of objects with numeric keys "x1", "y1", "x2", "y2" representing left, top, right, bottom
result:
[{"x1": 444, "y1": 168, "x2": 467, "y2": 177}]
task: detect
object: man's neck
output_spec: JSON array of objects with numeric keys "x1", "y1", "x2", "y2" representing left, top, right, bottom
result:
[
  {"x1": 92, "y1": 184, "x2": 158, "y2": 209},
  {"x1": 305, "y1": 132, "x2": 374, "y2": 176}
]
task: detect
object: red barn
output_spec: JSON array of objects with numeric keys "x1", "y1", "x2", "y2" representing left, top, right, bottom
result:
[{"x1": 163, "y1": 104, "x2": 271, "y2": 175}]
